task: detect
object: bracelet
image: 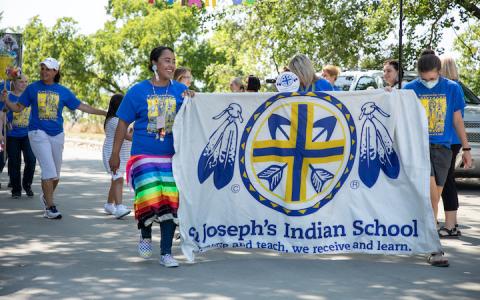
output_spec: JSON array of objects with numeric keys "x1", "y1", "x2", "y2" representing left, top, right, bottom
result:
[{"x1": 462, "y1": 147, "x2": 471, "y2": 151}]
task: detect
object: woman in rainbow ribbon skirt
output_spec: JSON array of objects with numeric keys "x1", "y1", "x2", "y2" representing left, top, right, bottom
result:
[{"x1": 109, "y1": 46, "x2": 192, "y2": 268}]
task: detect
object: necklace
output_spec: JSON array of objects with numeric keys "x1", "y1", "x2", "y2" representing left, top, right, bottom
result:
[{"x1": 150, "y1": 79, "x2": 171, "y2": 141}]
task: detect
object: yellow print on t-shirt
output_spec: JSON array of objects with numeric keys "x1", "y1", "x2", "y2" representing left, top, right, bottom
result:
[
  {"x1": 37, "y1": 91, "x2": 59, "y2": 120},
  {"x1": 420, "y1": 95, "x2": 447, "y2": 136},
  {"x1": 158, "y1": 95, "x2": 177, "y2": 134},
  {"x1": 146, "y1": 95, "x2": 159, "y2": 134},
  {"x1": 12, "y1": 107, "x2": 31, "y2": 128}
]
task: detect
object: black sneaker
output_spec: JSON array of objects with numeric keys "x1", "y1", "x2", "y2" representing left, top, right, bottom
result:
[
  {"x1": 12, "y1": 192, "x2": 21, "y2": 199},
  {"x1": 24, "y1": 188, "x2": 34, "y2": 197}
]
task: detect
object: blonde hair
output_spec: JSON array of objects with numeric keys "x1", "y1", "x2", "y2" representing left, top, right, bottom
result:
[
  {"x1": 174, "y1": 67, "x2": 191, "y2": 82},
  {"x1": 288, "y1": 54, "x2": 317, "y2": 89},
  {"x1": 440, "y1": 57, "x2": 459, "y2": 81},
  {"x1": 322, "y1": 65, "x2": 341, "y2": 80}
]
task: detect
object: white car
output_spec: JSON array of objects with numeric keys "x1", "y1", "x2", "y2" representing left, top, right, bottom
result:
[
  {"x1": 333, "y1": 70, "x2": 385, "y2": 91},
  {"x1": 455, "y1": 82, "x2": 480, "y2": 177}
]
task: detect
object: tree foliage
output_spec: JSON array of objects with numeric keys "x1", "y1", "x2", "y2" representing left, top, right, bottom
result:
[
  {"x1": 455, "y1": 21, "x2": 480, "y2": 94},
  {"x1": 5, "y1": 0, "x2": 480, "y2": 98}
]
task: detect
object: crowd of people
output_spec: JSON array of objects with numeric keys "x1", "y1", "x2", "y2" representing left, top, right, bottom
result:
[{"x1": 0, "y1": 46, "x2": 473, "y2": 268}]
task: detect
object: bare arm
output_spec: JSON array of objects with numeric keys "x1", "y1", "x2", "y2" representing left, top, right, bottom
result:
[
  {"x1": 453, "y1": 110, "x2": 472, "y2": 168},
  {"x1": 1, "y1": 91, "x2": 24, "y2": 112},
  {"x1": 109, "y1": 119, "x2": 129, "y2": 174},
  {"x1": 77, "y1": 103, "x2": 107, "y2": 116}
]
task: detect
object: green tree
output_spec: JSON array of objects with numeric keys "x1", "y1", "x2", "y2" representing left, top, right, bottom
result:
[
  {"x1": 455, "y1": 21, "x2": 480, "y2": 94},
  {"x1": 22, "y1": 17, "x2": 98, "y2": 104}
]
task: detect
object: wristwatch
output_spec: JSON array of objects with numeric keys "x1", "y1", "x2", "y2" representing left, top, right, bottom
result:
[{"x1": 462, "y1": 147, "x2": 471, "y2": 151}]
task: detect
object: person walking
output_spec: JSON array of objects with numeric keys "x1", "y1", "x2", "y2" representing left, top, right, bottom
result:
[
  {"x1": 109, "y1": 46, "x2": 192, "y2": 267},
  {"x1": 102, "y1": 94, "x2": 132, "y2": 219},
  {"x1": 5, "y1": 74, "x2": 36, "y2": 198},
  {"x1": 438, "y1": 56, "x2": 466, "y2": 238},
  {"x1": 404, "y1": 49, "x2": 472, "y2": 267},
  {"x1": 1, "y1": 57, "x2": 107, "y2": 219}
]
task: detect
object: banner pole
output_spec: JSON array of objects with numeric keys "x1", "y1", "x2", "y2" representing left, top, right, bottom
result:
[{"x1": 398, "y1": 0, "x2": 404, "y2": 89}]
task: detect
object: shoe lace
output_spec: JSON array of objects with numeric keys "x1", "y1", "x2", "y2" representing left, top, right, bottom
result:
[{"x1": 50, "y1": 206, "x2": 58, "y2": 213}]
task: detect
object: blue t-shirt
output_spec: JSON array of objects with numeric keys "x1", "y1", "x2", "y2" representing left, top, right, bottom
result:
[
  {"x1": 451, "y1": 81, "x2": 465, "y2": 145},
  {"x1": 7, "y1": 93, "x2": 31, "y2": 137},
  {"x1": 404, "y1": 77, "x2": 464, "y2": 147},
  {"x1": 116, "y1": 80, "x2": 187, "y2": 156},
  {"x1": 299, "y1": 78, "x2": 334, "y2": 92},
  {"x1": 19, "y1": 81, "x2": 81, "y2": 136}
]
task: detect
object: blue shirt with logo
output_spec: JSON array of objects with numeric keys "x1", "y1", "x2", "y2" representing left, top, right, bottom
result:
[
  {"x1": 404, "y1": 77, "x2": 464, "y2": 147},
  {"x1": 116, "y1": 80, "x2": 187, "y2": 156},
  {"x1": 299, "y1": 78, "x2": 334, "y2": 92},
  {"x1": 19, "y1": 81, "x2": 81, "y2": 136},
  {"x1": 7, "y1": 93, "x2": 31, "y2": 137}
]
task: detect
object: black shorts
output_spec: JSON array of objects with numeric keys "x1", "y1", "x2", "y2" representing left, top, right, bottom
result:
[{"x1": 430, "y1": 144, "x2": 453, "y2": 186}]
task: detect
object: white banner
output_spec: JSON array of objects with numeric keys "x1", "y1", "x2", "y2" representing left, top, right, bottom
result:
[{"x1": 173, "y1": 90, "x2": 441, "y2": 262}]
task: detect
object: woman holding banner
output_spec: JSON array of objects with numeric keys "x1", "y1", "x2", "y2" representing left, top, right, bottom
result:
[
  {"x1": 109, "y1": 46, "x2": 193, "y2": 268},
  {"x1": 288, "y1": 54, "x2": 333, "y2": 92},
  {"x1": 403, "y1": 49, "x2": 472, "y2": 267},
  {"x1": 1, "y1": 57, "x2": 107, "y2": 219}
]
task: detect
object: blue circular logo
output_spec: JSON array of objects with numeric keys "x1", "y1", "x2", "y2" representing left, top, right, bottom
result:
[{"x1": 238, "y1": 92, "x2": 357, "y2": 216}]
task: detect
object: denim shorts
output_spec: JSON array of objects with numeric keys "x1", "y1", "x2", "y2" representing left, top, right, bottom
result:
[{"x1": 430, "y1": 144, "x2": 453, "y2": 186}]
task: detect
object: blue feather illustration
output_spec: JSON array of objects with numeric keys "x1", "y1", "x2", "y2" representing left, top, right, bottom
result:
[
  {"x1": 359, "y1": 119, "x2": 381, "y2": 187},
  {"x1": 197, "y1": 103, "x2": 243, "y2": 190},
  {"x1": 258, "y1": 164, "x2": 287, "y2": 191},
  {"x1": 358, "y1": 102, "x2": 400, "y2": 188},
  {"x1": 372, "y1": 117, "x2": 400, "y2": 179},
  {"x1": 309, "y1": 164, "x2": 334, "y2": 193}
]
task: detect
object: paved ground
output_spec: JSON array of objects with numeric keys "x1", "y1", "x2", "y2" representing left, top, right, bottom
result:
[{"x1": 0, "y1": 142, "x2": 479, "y2": 300}]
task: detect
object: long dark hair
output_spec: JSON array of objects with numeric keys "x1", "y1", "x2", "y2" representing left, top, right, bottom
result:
[
  {"x1": 104, "y1": 94, "x2": 124, "y2": 129},
  {"x1": 54, "y1": 70, "x2": 61, "y2": 83}
]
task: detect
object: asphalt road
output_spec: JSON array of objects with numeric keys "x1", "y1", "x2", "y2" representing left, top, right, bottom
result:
[{"x1": 0, "y1": 143, "x2": 479, "y2": 300}]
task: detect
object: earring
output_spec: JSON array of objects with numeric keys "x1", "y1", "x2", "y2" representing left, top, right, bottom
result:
[{"x1": 152, "y1": 65, "x2": 159, "y2": 81}]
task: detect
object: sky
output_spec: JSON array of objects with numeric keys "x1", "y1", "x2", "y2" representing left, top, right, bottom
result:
[
  {"x1": 0, "y1": 0, "x2": 461, "y2": 57},
  {"x1": 0, "y1": 0, "x2": 110, "y2": 34}
]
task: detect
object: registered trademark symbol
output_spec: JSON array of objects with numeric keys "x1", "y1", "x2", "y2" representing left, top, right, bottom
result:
[
  {"x1": 231, "y1": 184, "x2": 241, "y2": 193},
  {"x1": 350, "y1": 180, "x2": 360, "y2": 189}
]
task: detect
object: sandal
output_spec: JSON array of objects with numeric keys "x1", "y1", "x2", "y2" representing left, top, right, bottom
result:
[
  {"x1": 427, "y1": 252, "x2": 449, "y2": 267},
  {"x1": 438, "y1": 226, "x2": 461, "y2": 238}
]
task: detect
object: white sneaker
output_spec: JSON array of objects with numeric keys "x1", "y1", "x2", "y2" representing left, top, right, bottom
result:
[
  {"x1": 160, "y1": 254, "x2": 179, "y2": 268},
  {"x1": 114, "y1": 204, "x2": 131, "y2": 219},
  {"x1": 44, "y1": 206, "x2": 62, "y2": 219},
  {"x1": 104, "y1": 203, "x2": 116, "y2": 215}
]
